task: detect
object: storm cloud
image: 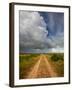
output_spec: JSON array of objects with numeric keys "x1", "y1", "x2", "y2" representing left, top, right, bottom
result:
[{"x1": 19, "y1": 11, "x2": 64, "y2": 53}]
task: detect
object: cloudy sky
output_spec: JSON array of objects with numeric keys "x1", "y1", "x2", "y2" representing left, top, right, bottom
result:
[{"x1": 19, "y1": 10, "x2": 64, "y2": 53}]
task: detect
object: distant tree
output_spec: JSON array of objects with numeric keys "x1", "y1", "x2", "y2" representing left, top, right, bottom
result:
[{"x1": 51, "y1": 54, "x2": 64, "y2": 61}]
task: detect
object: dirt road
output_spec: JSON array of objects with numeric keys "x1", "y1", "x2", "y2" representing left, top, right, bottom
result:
[{"x1": 27, "y1": 54, "x2": 57, "y2": 78}]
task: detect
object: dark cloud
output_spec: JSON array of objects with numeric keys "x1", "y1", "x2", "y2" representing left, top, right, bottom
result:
[
  {"x1": 19, "y1": 11, "x2": 64, "y2": 53},
  {"x1": 40, "y1": 12, "x2": 64, "y2": 35}
]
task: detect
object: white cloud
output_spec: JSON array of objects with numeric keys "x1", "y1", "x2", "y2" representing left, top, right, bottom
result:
[
  {"x1": 19, "y1": 11, "x2": 55, "y2": 49},
  {"x1": 49, "y1": 48, "x2": 64, "y2": 53},
  {"x1": 19, "y1": 11, "x2": 64, "y2": 53}
]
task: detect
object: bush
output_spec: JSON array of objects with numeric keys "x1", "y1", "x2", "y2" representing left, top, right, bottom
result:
[{"x1": 51, "y1": 53, "x2": 64, "y2": 61}]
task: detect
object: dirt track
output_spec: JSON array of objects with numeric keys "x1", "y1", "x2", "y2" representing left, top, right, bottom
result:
[{"x1": 27, "y1": 54, "x2": 57, "y2": 78}]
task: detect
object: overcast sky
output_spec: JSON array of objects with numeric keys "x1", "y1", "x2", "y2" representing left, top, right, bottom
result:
[{"x1": 19, "y1": 10, "x2": 64, "y2": 53}]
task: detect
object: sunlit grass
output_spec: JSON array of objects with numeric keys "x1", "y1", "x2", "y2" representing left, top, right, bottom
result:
[
  {"x1": 19, "y1": 53, "x2": 64, "y2": 79},
  {"x1": 19, "y1": 54, "x2": 39, "y2": 79},
  {"x1": 46, "y1": 53, "x2": 64, "y2": 77}
]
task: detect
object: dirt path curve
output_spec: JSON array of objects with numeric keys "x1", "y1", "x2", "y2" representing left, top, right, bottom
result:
[{"x1": 27, "y1": 54, "x2": 57, "y2": 78}]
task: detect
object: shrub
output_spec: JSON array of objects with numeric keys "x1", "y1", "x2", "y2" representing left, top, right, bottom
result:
[{"x1": 51, "y1": 53, "x2": 64, "y2": 61}]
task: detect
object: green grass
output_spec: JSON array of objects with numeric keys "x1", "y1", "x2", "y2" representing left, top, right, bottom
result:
[
  {"x1": 19, "y1": 53, "x2": 64, "y2": 79},
  {"x1": 46, "y1": 53, "x2": 64, "y2": 77},
  {"x1": 19, "y1": 54, "x2": 39, "y2": 79}
]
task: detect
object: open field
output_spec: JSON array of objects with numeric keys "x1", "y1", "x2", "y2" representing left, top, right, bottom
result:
[{"x1": 19, "y1": 53, "x2": 64, "y2": 79}]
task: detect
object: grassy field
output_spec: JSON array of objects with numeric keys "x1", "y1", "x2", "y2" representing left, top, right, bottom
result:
[
  {"x1": 19, "y1": 53, "x2": 64, "y2": 79},
  {"x1": 46, "y1": 53, "x2": 64, "y2": 77},
  {"x1": 19, "y1": 54, "x2": 40, "y2": 79}
]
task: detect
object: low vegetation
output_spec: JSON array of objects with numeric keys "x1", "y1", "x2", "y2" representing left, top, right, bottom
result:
[
  {"x1": 50, "y1": 53, "x2": 64, "y2": 61},
  {"x1": 19, "y1": 54, "x2": 39, "y2": 79},
  {"x1": 19, "y1": 53, "x2": 64, "y2": 79},
  {"x1": 46, "y1": 53, "x2": 64, "y2": 77}
]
